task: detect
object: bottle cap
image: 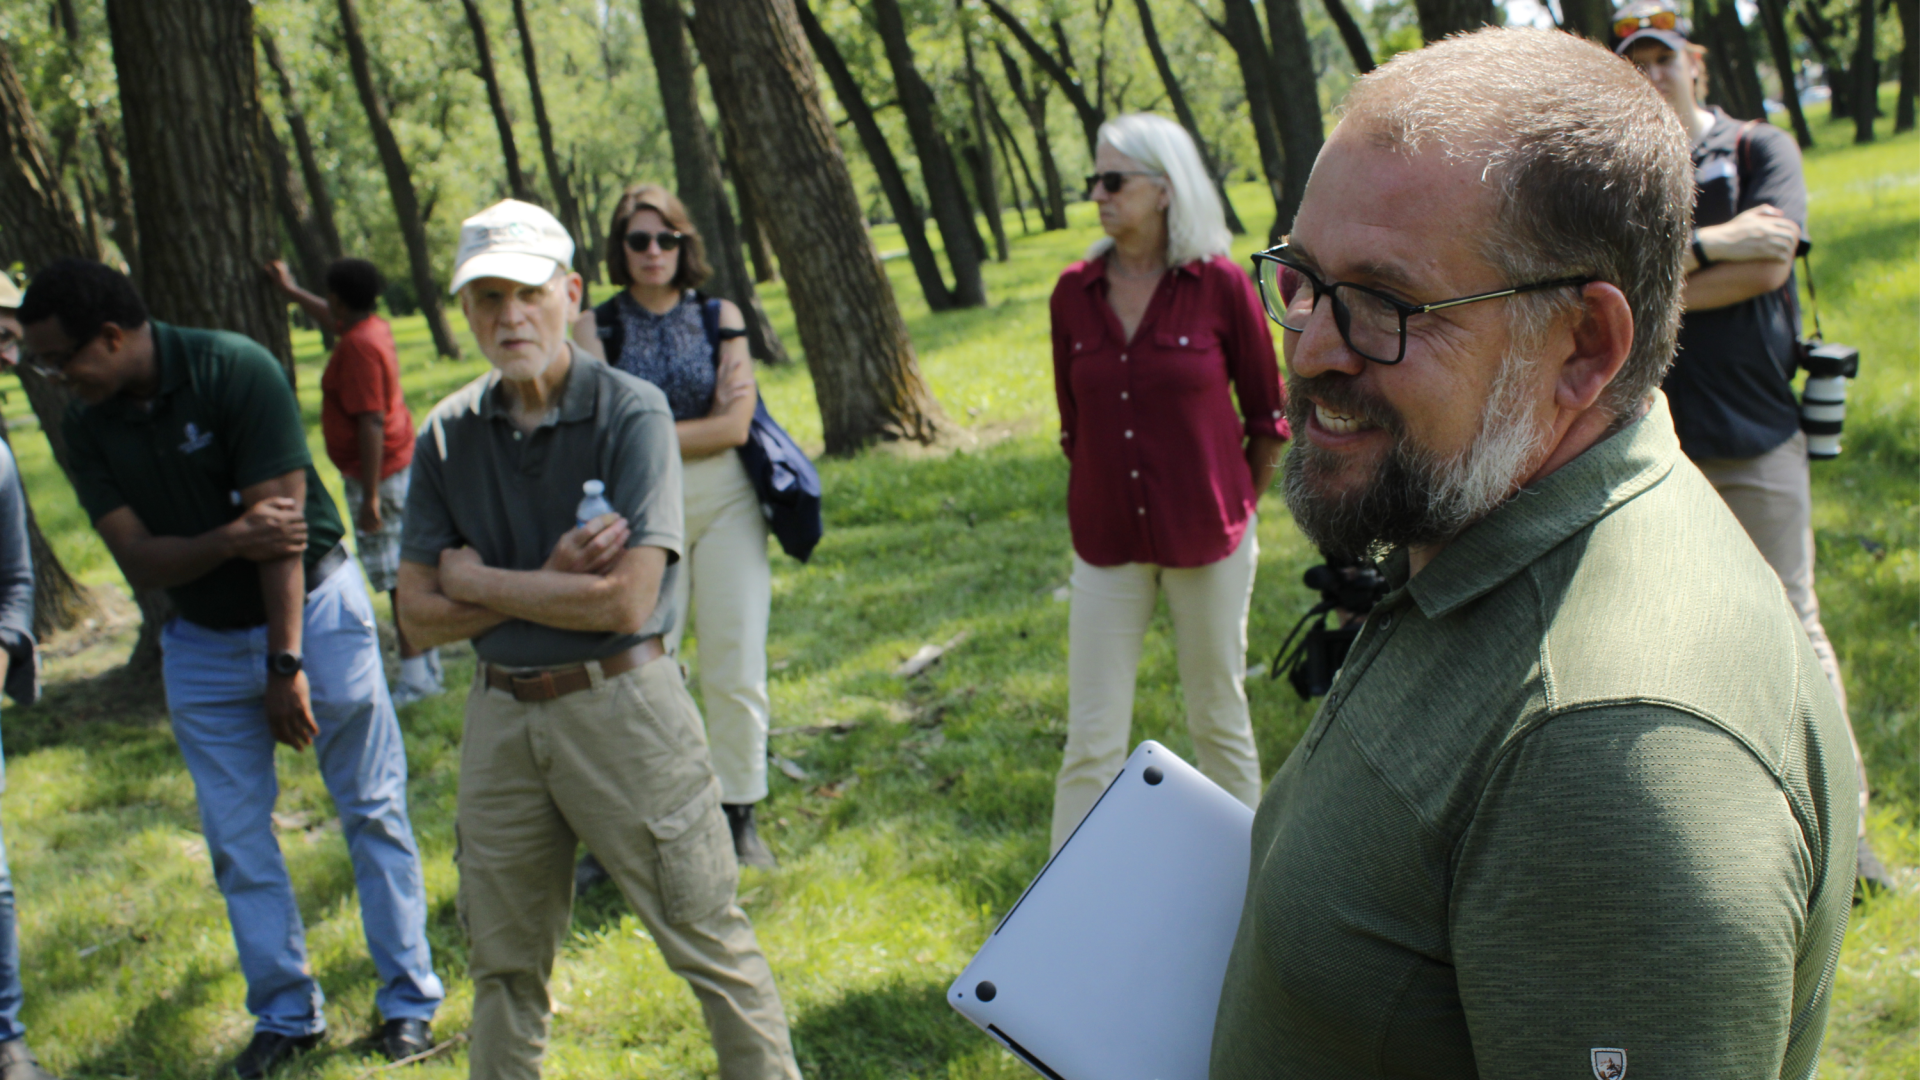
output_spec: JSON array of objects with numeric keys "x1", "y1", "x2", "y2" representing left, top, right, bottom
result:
[{"x1": 582, "y1": 480, "x2": 604, "y2": 495}]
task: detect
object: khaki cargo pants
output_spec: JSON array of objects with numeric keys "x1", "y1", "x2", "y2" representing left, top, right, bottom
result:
[{"x1": 457, "y1": 654, "x2": 799, "y2": 1080}]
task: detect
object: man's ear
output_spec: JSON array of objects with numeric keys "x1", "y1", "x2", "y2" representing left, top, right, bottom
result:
[
  {"x1": 1555, "y1": 282, "x2": 1635, "y2": 414},
  {"x1": 97, "y1": 321, "x2": 128, "y2": 355}
]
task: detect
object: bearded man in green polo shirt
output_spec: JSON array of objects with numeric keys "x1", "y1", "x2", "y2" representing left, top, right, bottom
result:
[{"x1": 1218, "y1": 28, "x2": 1855, "y2": 1080}]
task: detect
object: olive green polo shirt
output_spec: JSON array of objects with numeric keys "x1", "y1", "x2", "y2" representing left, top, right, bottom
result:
[
  {"x1": 402, "y1": 346, "x2": 683, "y2": 668},
  {"x1": 1210, "y1": 395, "x2": 1855, "y2": 1080},
  {"x1": 63, "y1": 321, "x2": 345, "y2": 630}
]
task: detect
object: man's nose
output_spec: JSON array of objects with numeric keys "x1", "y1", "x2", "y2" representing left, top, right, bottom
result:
[{"x1": 1285, "y1": 298, "x2": 1366, "y2": 380}]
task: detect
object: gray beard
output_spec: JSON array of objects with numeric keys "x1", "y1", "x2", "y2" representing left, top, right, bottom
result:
[{"x1": 1283, "y1": 349, "x2": 1551, "y2": 562}]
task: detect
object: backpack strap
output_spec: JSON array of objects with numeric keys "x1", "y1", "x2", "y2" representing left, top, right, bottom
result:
[
  {"x1": 697, "y1": 293, "x2": 748, "y2": 367},
  {"x1": 593, "y1": 297, "x2": 624, "y2": 363}
]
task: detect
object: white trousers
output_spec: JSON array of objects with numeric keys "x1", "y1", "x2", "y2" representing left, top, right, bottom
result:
[
  {"x1": 666, "y1": 450, "x2": 774, "y2": 805},
  {"x1": 1052, "y1": 526, "x2": 1263, "y2": 852}
]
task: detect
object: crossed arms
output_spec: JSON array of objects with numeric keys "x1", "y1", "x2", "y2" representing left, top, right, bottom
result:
[{"x1": 1683, "y1": 204, "x2": 1801, "y2": 312}]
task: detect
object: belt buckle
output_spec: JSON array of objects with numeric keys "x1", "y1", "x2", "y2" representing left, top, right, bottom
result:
[{"x1": 511, "y1": 670, "x2": 558, "y2": 701}]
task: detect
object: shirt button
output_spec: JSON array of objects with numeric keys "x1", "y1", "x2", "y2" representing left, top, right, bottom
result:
[
  {"x1": 1120, "y1": 352, "x2": 1128, "y2": 362},
  {"x1": 1131, "y1": 470, "x2": 1139, "y2": 479},
  {"x1": 1075, "y1": 341, "x2": 1082, "y2": 351},
  {"x1": 1137, "y1": 507, "x2": 1146, "y2": 515},
  {"x1": 1178, "y1": 336, "x2": 1189, "y2": 346},
  {"x1": 1272, "y1": 410, "x2": 1282, "y2": 419},
  {"x1": 1124, "y1": 430, "x2": 1133, "y2": 439},
  {"x1": 513, "y1": 431, "x2": 523, "y2": 441},
  {"x1": 1121, "y1": 392, "x2": 1129, "y2": 400}
]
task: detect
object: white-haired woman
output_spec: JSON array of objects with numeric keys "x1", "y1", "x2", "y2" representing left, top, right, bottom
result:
[{"x1": 1048, "y1": 113, "x2": 1289, "y2": 851}]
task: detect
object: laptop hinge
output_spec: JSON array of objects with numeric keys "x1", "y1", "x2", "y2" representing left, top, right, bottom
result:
[{"x1": 987, "y1": 1024, "x2": 1069, "y2": 1080}]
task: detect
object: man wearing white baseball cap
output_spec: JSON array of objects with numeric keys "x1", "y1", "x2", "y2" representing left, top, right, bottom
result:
[{"x1": 398, "y1": 200, "x2": 799, "y2": 1079}]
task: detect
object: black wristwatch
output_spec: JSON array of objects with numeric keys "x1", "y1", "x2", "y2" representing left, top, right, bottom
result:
[
  {"x1": 267, "y1": 651, "x2": 303, "y2": 677},
  {"x1": 1691, "y1": 232, "x2": 1713, "y2": 269}
]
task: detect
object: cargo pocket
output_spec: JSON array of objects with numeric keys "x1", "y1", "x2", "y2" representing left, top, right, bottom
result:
[{"x1": 646, "y1": 777, "x2": 738, "y2": 925}]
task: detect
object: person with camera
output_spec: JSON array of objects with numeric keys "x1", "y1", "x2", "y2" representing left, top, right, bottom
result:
[
  {"x1": 1613, "y1": 0, "x2": 1889, "y2": 892},
  {"x1": 1046, "y1": 113, "x2": 1288, "y2": 854},
  {"x1": 1209, "y1": 28, "x2": 1854, "y2": 1079},
  {"x1": 17, "y1": 260, "x2": 443, "y2": 1077}
]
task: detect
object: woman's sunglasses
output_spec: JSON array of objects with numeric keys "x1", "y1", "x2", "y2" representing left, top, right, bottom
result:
[
  {"x1": 1084, "y1": 170, "x2": 1161, "y2": 195},
  {"x1": 1613, "y1": 10, "x2": 1680, "y2": 39},
  {"x1": 625, "y1": 230, "x2": 686, "y2": 253}
]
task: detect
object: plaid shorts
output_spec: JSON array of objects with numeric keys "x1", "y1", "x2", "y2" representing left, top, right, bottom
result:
[{"x1": 341, "y1": 469, "x2": 410, "y2": 593}]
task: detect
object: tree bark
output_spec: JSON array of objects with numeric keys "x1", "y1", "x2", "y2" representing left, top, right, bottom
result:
[
  {"x1": 257, "y1": 29, "x2": 343, "y2": 260},
  {"x1": 1194, "y1": 0, "x2": 1287, "y2": 240},
  {"x1": 1694, "y1": 0, "x2": 1767, "y2": 120},
  {"x1": 0, "y1": 421, "x2": 92, "y2": 639},
  {"x1": 635, "y1": 0, "x2": 790, "y2": 363},
  {"x1": 1757, "y1": 0, "x2": 1817, "y2": 147},
  {"x1": 50, "y1": 9, "x2": 139, "y2": 279},
  {"x1": 258, "y1": 111, "x2": 336, "y2": 341},
  {"x1": 996, "y1": 44, "x2": 1068, "y2": 229},
  {"x1": 1133, "y1": 0, "x2": 1245, "y2": 234},
  {"x1": 983, "y1": 0, "x2": 1106, "y2": 158},
  {"x1": 1322, "y1": 0, "x2": 1376, "y2": 72},
  {"x1": 1797, "y1": 6, "x2": 1853, "y2": 117},
  {"x1": 1556, "y1": 0, "x2": 1616, "y2": 42},
  {"x1": 871, "y1": 0, "x2": 988, "y2": 306},
  {"x1": 1412, "y1": 0, "x2": 1497, "y2": 41},
  {"x1": 984, "y1": 84, "x2": 1044, "y2": 232},
  {"x1": 729, "y1": 152, "x2": 782, "y2": 283},
  {"x1": 0, "y1": 44, "x2": 95, "y2": 276},
  {"x1": 797, "y1": 0, "x2": 956, "y2": 309},
  {"x1": 460, "y1": 0, "x2": 536, "y2": 203},
  {"x1": 334, "y1": 0, "x2": 462, "y2": 358},
  {"x1": 690, "y1": 0, "x2": 945, "y2": 452},
  {"x1": 1898, "y1": 0, "x2": 1918, "y2": 132},
  {"x1": 1852, "y1": 0, "x2": 1879, "y2": 141},
  {"x1": 960, "y1": 8, "x2": 1012, "y2": 262},
  {"x1": 510, "y1": 0, "x2": 592, "y2": 281},
  {"x1": 1264, "y1": 0, "x2": 1325, "y2": 237}
]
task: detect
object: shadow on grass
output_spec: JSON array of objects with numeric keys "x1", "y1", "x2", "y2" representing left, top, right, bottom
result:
[{"x1": 792, "y1": 977, "x2": 993, "y2": 1080}]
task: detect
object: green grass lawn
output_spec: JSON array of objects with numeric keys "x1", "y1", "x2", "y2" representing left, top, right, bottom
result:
[{"x1": 0, "y1": 97, "x2": 1913, "y2": 1078}]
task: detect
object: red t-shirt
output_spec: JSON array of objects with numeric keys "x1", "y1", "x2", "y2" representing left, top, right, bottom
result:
[
  {"x1": 320, "y1": 315, "x2": 414, "y2": 480},
  {"x1": 1051, "y1": 254, "x2": 1289, "y2": 568}
]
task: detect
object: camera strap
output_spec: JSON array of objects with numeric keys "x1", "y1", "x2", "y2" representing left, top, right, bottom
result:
[{"x1": 1734, "y1": 119, "x2": 1824, "y2": 345}]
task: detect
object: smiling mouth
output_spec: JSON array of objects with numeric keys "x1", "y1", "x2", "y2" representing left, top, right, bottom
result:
[{"x1": 1314, "y1": 402, "x2": 1376, "y2": 435}]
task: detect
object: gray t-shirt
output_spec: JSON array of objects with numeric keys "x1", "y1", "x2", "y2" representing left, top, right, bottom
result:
[{"x1": 402, "y1": 346, "x2": 683, "y2": 667}]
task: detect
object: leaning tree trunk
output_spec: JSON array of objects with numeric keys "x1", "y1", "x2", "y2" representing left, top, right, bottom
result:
[
  {"x1": 335, "y1": 0, "x2": 461, "y2": 357},
  {"x1": 960, "y1": 11, "x2": 1011, "y2": 262},
  {"x1": 797, "y1": 0, "x2": 956, "y2": 309},
  {"x1": 510, "y1": 0, "x2": 592, "y2": 282},
  {"x1": 259, "y1": 113, "x2": 336, "y2": 339},
  {"x1": 1556, "y1": 0, "x2": 1615, "y2": 42},
  {"x1": 1853, "y1": 0, "x2": 1879, "y2": 142},
  {"x1": 636, "y1": 0, "x2": 790, "y2": 363},
  {"x1": 997, "y1": 44, "x2": 1067, "y2": 230},
  {"x1": 1134, "y1": 0, "x2": 1245, "y2": 234},
  {"x1": 1264, "y1": 0, "x2": 1325, "y2": 237},
  {"x1": 460, "y1": 0, "x2": 536, "y2": 203},
  {"x1": 730, "y1": 152, "x2": 781, "y2": 283},
  {"x1": 257, "y1": 29, "x2": 344, "y2": 261},
  {"x1": 1797, "y1": 7, "x2": 1853, "y2": 117},
  {"x1": 1412, "y1": 0, "x2": 1496, "y2": 41},
  {"x1": 1758, "y1": 0, "x2": 1817, "y2": 147},
  {"x1": 984, "y1": 87, "x2": 1044, "y2": 232},
  {"x1": 1898, "y1": 0, "x2": 1918, "y2": 132},
  {"x1": 872, "y1": 0, "x2": 988, "y2": 307},
  {"x1": 983, "y1": 0, "x2": 1105, "y2": 159},
  {"x1": 1694, "y1": 0, "x2": 1767, "y2": 120},
  {"x1": 690, "y1": 0, "x2": 945, "y2": 453},
  {"x1": 1321, "y1": 0, "x2": 1375, "y2": 72}
]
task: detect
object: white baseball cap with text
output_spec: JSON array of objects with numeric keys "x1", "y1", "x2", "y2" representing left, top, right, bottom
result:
[{"x1": 448, "y1": 199, "x2": 575, "y2": 295}]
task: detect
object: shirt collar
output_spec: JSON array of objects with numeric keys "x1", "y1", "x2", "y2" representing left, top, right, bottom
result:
[
  {"x1": 1402, "y1": 393, "x2": 1680, "y2": 620},
  {"x1": 1076, "y1": 253, "x2": 1204, "y2": 290},
  {"x1": 478, "y1": 342, "x2": 600, "y2": 427}
]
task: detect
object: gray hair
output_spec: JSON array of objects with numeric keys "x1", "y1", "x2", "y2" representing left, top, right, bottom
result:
[
  {"x1": 1338, "y1": 27, "x2": 1693, "y2": 420},
  {"x1": 1086, "y1": 113, "x2": 1232, "y2": 267}
]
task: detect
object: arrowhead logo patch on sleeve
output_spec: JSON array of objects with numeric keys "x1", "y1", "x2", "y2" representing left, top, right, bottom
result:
[{"x1": 1590, "y1": 1048, "x2": 1626, "y2": 1080}]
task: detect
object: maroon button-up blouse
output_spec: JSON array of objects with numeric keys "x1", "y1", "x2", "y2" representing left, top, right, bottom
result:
[{"x1": 1051, "y1": 254, "x2": 1288, "y2": 568}]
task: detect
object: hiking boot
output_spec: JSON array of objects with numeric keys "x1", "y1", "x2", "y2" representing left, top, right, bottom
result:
[
  {"x1": 1857, "y1": 837, "x2": 1897, "y2": 899},
  {"x1": 724, "y1": 803, "x2": 778, "y2": 869},
  {"x1": 0, "y1": 1039, "x2": 62, "y2": 1080},
  {"x1": 379, "y1": 1018, "x2": 434, "y2": 1063},
  {"x1": 230, "y1": 1030, "x2": 323, "y2": 1079}
]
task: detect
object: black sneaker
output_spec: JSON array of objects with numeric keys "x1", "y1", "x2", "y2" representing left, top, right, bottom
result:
[
  {"x1": 1857, "y1": 837, "x2": 1897, "y2": 900},
  {"x1": 0, "y1": 1039, "x2": 62, "y2": 1080},
  {"x1": 724, "y1": 803, "x2": 779, "y2": 869},
  {"x1": 230, "y1": 1031, "x2": 323, "y2": 1079},
  {"x1": 379, "y1": 1018, "x2": 434, "y2": 1063}
]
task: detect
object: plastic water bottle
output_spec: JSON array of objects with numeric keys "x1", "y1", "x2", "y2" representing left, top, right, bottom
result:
[{"x1": 575, "y1": 479, "x2": 615, "y2": 528}]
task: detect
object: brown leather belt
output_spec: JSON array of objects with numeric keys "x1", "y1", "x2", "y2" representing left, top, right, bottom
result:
[{"x1": 483, "y1": 637, "x2": 664, "y2": 703}]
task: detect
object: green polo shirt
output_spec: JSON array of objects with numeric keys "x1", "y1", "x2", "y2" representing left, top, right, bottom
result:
[
  {"x1": 1210, "y1": 395, "x2": 1855, "y2": 1080},
  {"x1": 401, "y1": 347, "x2": 683, "y2": 668},
  {"x1": 64, "y1": 322, "x2": 345, "y2": 630}
]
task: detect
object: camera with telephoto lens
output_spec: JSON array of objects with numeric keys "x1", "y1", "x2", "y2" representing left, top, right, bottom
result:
[
  {"x1": 1798, "y1": 341, "x2": 1859, "y2": 460},
  {"x1": 1269, "y1": 555, "x2": 1392, "y2": 700}
]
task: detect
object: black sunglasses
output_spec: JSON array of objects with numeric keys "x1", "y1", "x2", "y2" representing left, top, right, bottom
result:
[
  {"x1": 1250, "y1": 244, "x2": 1593, "y2": 365},
  {"x1": 1084, "y1": 170, "x2": 1161, "y2": 195},
  {"x1": 624, "y1": 230, "x2": 686, "y2": 253}
]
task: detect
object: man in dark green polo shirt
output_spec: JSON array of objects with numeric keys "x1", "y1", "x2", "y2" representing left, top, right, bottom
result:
[
  {"x1": 17, "y1": 260, "x2": 442, "y2": 1078},
  {"x1": 1219, "y1": 29, "x2": 1855, "y2": 1080}
]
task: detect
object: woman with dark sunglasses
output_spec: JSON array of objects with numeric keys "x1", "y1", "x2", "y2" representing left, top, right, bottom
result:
[
  {"x1": 1046, "y1": 114, "x2": 1289, "y2": 853},
  {"x1": 573, "y1": 183, "x2": 778, "y2": 868}
]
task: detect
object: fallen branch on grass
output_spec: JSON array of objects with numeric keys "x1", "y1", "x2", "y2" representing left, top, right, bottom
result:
[
  {"x1": 894, "y1": 631, "x2": 969, "y2": 678},
  {"x1": 353, "y1": 1033, "x2": 467, "y2": 1078}
]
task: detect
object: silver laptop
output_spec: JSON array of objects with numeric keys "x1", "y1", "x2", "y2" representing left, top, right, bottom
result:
[{"x1": 947, "y1": 740, "x2": 1254, "y2": 1080}]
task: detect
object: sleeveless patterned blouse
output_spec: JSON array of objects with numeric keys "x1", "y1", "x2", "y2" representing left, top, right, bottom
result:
[{"x1": 611, "y1": 290, "x2": 715, "y2": 421}]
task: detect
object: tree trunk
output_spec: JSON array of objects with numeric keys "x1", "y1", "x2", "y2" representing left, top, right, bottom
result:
[
  {"x1": 1757, "y1": 0, "x2": 1817, "y2": 147},
  {"x1": 1898, "y1": 0, "x2": 1918, "y2": 132},
  {"x1": 1412, "y1": 0, "x2": 1497, "y2": 41},
  {"x1": 1133, "y1": 0, "x2": 1245, "y2": 234},
  {"x1": 1196, "y1": 0, "x2": 1287, "y2": 240},
  {"x1": 461, "y1": 0, "x2": 536, "y2": 203},
  {"x1": 1322, "y1": 0, "x2": 1376, "y2": 72},
  {"x1": 984, "y1": 85, "x2": 1044, "y2": 233},
  {"x1": 0, "y1": 421, "x2": 92, "y2": 639},
  {"x1": 510, "y1": 0, "x2": 591, "y2": 281},
  {"x1": 960, "y1": 10, "x2": 1011, "y2": 262},
  {"x1": 690, "y1": 0, "x2": 945, "y2": 452},
  {"x1": 996, "y1": 44, "x2": 1068, "y2": 229},
  {"x1": 1853, "y1": 0, "x2": 1879, "y2": 141},
  {"x1": 259, "y1": 111, "x2": 336, "y2": 342},
  {"x1": 1694, "y1": 0, "x2": 1767, "y2": 120},
  {"x1": 635, "y1": 0, "x2": 790, "y2": 364},
  {"x1": 334, "y1": 0, "x2": 462, "y2": 358},
  {"x1": 257, "y1": 29, "x2": 343, "y2": 260},
  {"x1": 872, "y1": 0, "x2": 988, "y2": 306},
  {"x1": 730, "y1": 155, "x2": 782, "y2": 283},
  {"x1": 983, "y1": 0, "x2": 1106, "y2": 158},
  {"x1": 0, "y1": 45, "x2": 95, "y2": 275},
  {"x1": 1556, "y1": 0, "x2": 1616, "y2": 42},
  {"x1": 798, "y1": 0, "x2": 957, "y2": 310},
  {"x1": 1798, "y1": 3, "x2": 1854, "y2": 117},
  {"x1": 1264, "y1": 0, "x2": 1325, "y2": 237}
]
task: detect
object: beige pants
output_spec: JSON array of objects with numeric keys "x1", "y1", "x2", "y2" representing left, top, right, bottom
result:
[
  {"x1": 667, "y1": 450, "x2": 774, "y2": 805},
  {"x1": 1052, "y1": 526, "x2": 1264, "y2": 852},
  {"x1": 456, "y1": 656, "x2": 798, "y2": 1080},
  {"x1": 1696, "y1": 431, "x2": 1869, "y2": 832}
]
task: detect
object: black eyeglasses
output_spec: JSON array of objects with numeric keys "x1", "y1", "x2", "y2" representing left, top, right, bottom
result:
[
  {"x1": 624, "y1": 230, "x2": 685, "y2": 253},
  {"x1": 1249, "y1": 244, "x2": 1593, "y2": 365},
  {"x1": 1084, "y1": 170, "x2": 1161, "y2": 195}
]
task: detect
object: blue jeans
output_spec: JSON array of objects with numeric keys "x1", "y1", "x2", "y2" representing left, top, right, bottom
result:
[
  {"x1": 161, "y1": 562, "x2": 443, "y2": 1036},
  {"x1": 0, "y1": 706, "x2": 21, "y2": 1045}
]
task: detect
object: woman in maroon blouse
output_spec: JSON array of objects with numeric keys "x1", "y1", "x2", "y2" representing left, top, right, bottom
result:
[{"x1": 1049, "y1": 114, "x2": 1289, "y2": 852}]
